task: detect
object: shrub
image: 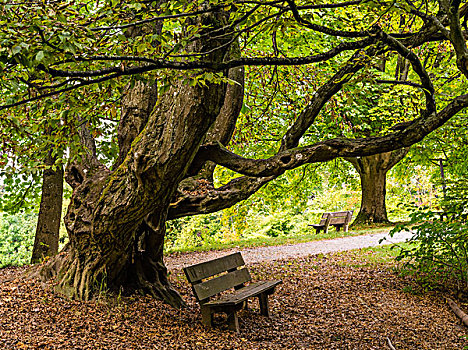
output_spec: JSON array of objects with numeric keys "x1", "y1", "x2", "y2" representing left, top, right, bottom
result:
[
  {"x1": 165, "y1": 213, "x2": 224, "y2": 251},
  {"x1": 392, "y1": 178, "x2": 468, "y2": 292},
  {"x1": 256, "y1": 211, "x2": 295, "y2": 237},
  {"x1": 0, "y1": 212, "x2": 37, "y2": 267}
]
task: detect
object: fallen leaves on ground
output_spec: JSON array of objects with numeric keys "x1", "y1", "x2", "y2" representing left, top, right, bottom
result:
[{"x1": 1, "y1": 251, "x2": 467, "y2": 349}]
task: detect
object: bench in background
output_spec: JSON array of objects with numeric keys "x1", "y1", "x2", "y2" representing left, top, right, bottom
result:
[
  {"x1": 183, "y1": 252, "x2": 282, "y2": 332},
  {"x1": 310, "y1": 210, "x2": 353, "y2": 234}
]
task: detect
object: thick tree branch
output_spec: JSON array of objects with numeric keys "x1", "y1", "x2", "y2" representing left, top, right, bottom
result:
[
  {"x1": 442, "y1": 0, "x2": 468, "y2": 77},
  {"x1": 114, "y1": 18, "x2": 162, "y2": 169},
  {"x1": 170, "y1": 91, "x2": 467, "y2": 218},
  {"x1": 190, "y1": 38, "x2": 245, "y2": 181},
  {"x1": 386, "y1": 147, "x2": 410, "y2": 169},
  {"x1": 377, "y1": 30, "x2": 436, "y2": 117},
  {"x1": 193, "y1": 94, "x2": 468, "y2": 178},
  {"x1": 168, "y1": 175, "x2": 275, "y2": 219},
  {"x1": 65, "y1": 118, "x2": 108, "y2": 189},
  {"x1": 0, "y1": 38, "x2": 375, "y2": 111},
  {"x1": 44, "y1": 37, "x2": 376, "y2": 78}
]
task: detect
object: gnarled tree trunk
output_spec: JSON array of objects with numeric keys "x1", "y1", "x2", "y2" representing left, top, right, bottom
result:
[
  {"x1": 39, "y1": 11, "x2": 232, "y2": 308},
  {"x1": 346, "y1": 148, "x2": 409, "y2": 225}
]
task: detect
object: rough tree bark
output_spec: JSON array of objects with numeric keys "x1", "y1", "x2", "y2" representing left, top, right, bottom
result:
[
  {"x1": 39, "y1": 10, "x2": 232, "y2": 308},
  {"x1": 31, "y1": 152, "x2": 63, "y2": 264},
  {"x1": 179, "y1": 39, "x2": 245, "y2": 192},
  {"x1": 345, "y1": 148, "x2": 409, "y2": 224}
]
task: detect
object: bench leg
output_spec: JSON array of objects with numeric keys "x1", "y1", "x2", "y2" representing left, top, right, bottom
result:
[
  {"x1": 226, "y1": 311, "x2": 239, "y2": 332},
  {"x1": 200, "y1": 305, "x2": 212, "y2": 328},
  {"x1": 259, "y1": 293, "x2": 270, "y2": 317},
  {"x1": 343, "y1": 224, "x2": 349, "y2": 232}
]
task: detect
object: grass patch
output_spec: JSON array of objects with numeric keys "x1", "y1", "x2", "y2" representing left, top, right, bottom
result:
[
  {"x1": 333, "y1": 242, "x2": 412, "y2": 267},
  {"x1": 164, "y1": 225, "x2": 396, "y2": 254}
]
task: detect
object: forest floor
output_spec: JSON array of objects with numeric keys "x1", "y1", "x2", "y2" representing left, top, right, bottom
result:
[{"x1": 1, "y1": 233, "x2": 468, "y2": 349}]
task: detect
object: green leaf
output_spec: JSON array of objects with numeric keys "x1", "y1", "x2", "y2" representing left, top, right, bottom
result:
[
  {"x1": 137, "y1": 43, "x2": 147, "y2": 53},
  {"x1": 11, "y1": 45, "x2": 21, "y2": 55},
  {"x1": 35, "y1": 50, "x2": 44, "y2": 62}
]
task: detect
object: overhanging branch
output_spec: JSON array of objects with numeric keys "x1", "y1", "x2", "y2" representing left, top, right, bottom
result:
[{"x1": 195, "y1": 93, "x2": 468, "y2": 178}]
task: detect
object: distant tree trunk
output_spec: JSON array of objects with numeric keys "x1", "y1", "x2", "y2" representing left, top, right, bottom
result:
[
  {"x1": 31, "y1": 153, "x2": 63, "y2": 264},
  {"x1": 354, "y1": 155, "x2": 390, "y2": 224},
  {"x1": 346, "y1": 148, "x2": 409, "y2": 225}
]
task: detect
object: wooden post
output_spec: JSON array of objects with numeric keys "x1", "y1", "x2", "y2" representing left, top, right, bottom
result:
[
  {"x1": 226, "y1": 311, "x2": 239, "y2": 332},
  {"x1": 324, "y1": 213, "x2": 331, "y2": 234},
  {"x1": 200, "y1": 305, "x2": 212, "y2": 327},
  {"x1": 259, "y1": 293, "x2": 270, "y2": 317}
]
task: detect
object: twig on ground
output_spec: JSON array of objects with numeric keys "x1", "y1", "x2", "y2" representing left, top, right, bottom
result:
[
  {"x1": 447, "y1": 297, "x2": 468, "y2": 327},
  {"x1": 387, "y1": 336, "x2": 396, "y2": 350}
]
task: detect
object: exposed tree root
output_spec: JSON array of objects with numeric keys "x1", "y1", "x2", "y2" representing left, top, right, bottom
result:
[
  {"x1": 447, "y1": 297, "x2": 468, "y2": 327},
  {"x1": 31, "y1": 248, "x2": 185, "y2": 309},
  {"x1": 351, "y1": 214, "x2": 391, "y2": 226},
  {"x1": 130, "y1": 251, "x2": 186, "y2": 309}
]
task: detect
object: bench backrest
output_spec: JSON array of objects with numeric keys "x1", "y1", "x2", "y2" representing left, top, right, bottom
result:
[
  {"x1": 327, "y1": 211, "x2": 353, "y2": 225},
  {"x1": 318, "y1": 213, "x2": 331, "y2": 226},
  {"x1": 183, "y1": 252, "x2": 251, "y2": 302}
]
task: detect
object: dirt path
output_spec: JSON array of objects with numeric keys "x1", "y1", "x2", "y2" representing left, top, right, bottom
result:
[{"x1": 165, "y1": 230, "x2": 413, "y2": 270}]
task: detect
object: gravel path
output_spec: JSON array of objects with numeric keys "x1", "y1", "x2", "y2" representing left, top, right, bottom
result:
[{"x1": 165, "y1": 230, "x2": 414, "y2": 270}]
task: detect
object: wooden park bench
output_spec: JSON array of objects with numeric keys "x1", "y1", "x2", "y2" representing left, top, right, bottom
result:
[
  {"x1": 310, "y1": 210, "x2": 353, "y2": 234},
  {"x1": 183, "y1": 252, "x2": 282, "y2": 332}
]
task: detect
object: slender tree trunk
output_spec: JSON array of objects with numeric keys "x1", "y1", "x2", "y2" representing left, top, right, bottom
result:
[
  {"x1": 346, "y1": 148, "x2": 409, "y2": 225},
  {"x1": 31, "y1": 153, "x2": 63, "y2": 263}
]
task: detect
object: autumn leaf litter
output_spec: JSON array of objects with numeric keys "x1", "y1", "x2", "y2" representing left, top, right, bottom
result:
[{"x1": 1, "y1": 250, "x2": 467, "y2": 349}]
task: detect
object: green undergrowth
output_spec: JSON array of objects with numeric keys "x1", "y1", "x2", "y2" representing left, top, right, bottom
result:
[
  {"x1": 332, "y1": 243, "x2": 412, "y2": 268},
  {"x1": 0, "y1": 212, "x2": 36, "y2": 268},
  {"x1": 0, "y1": 209, "x2": 67, "y2": 268},
  {"x1": 164, "y1": 225, "x2": 395, "y2": 254}
]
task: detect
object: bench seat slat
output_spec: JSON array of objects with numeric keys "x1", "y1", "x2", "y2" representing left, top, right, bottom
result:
[
  {"x1": 317, "y1": 213, "x2": 329, "y2": 226},
  {"x1": 193, "y1": 268, "x2": 252, "y2": 301},
  {"x1": 184, "y1": 252, "x2": 245, "y2": 283},
  {"x1": 183, "y1": 252, "x2": 282, "y2": 332},
  {"x1": 204, "y1": 280, "x2": 282, "y2": 306}
]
